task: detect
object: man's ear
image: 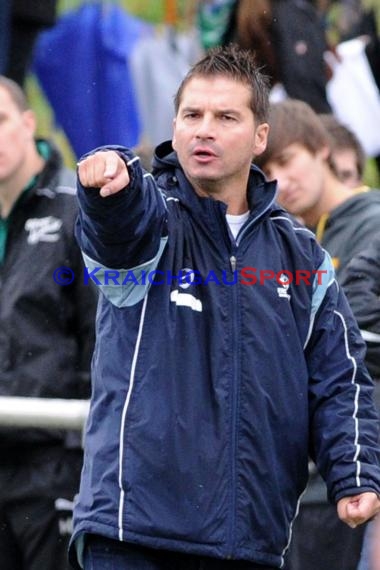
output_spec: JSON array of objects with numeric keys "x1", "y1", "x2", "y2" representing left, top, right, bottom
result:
[
  {"x1": 22, "y1": 109, "x2": 37, "y2": 141},
  {"x1": 319, "y1": 144, "x2": 330, "y2": 161},
  {"x1": 253, "y1": 123, "x2": 269, "y2": 157},
  {"x1": 172, "y1": 117, "x2": 177, "y2": 151}
]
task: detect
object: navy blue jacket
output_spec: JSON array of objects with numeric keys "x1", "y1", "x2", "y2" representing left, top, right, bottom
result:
[{"x1": 71, "y1": 142, "x2": 380, "y2": 568}]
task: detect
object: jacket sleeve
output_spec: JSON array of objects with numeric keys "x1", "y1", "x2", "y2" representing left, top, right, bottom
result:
[
  {"x1": 75, "y1": 147, "x2": 168, "y2": 307},
  {"x1": 343, "y1": 213, "x2": 380, "y2": 266},
  {"x1": 340, "y1": 237, "x2": 380, "y2": 381},
  {"x1": 305, "y1": 251, "x2": 380, "y2": 503}
]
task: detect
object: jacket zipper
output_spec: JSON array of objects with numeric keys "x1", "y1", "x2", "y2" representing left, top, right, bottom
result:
[
  {"x1": 224, "y1": 205, "x2": 269, "y2": 554},
  {"x1": 227, "y1": 247, "x2": 239, "y2": 556}
]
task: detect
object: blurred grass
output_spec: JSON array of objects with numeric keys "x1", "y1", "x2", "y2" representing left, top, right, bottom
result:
[
  {"x1": 57, "y1": 0, "x2": 187, "y2": 25},
  {"x1": 364, "y1": 158, "x2": 380, "y2": 188}
]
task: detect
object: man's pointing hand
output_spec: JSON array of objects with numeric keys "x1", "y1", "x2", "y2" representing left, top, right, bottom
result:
[{"x1": 78, "y1": 151, "x2": 130, "y2": 197}]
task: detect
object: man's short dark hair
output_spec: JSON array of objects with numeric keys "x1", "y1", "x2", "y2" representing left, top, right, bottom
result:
[{"x1": 174, "y1": 44, "x2": 270, "y2": 124}]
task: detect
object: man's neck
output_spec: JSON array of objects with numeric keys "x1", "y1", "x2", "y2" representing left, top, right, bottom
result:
[
  {"x1": 303, "y1": 172, "x2": 356, "y2": 228},
  {"x1": 192, "y1": 179, "x2": 250, "y2": 215},
  {"x1": 0, "y1": 147, "x2": 45, "y2": 218}
]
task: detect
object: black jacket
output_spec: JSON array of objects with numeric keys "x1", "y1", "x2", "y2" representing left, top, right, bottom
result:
[
  {"x1": 0, "y1": 140, "x2": 97, "y2": 449},
  {"x1": 341, "y1": 236, "x2": 380, "y2": 383}
]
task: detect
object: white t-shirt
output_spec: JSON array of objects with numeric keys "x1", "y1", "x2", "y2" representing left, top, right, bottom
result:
[{"x1": 226, "y1": 211, "x2": 250, "y2": 240}]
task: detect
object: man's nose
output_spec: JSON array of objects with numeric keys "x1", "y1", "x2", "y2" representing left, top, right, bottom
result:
[{"x1": 195, "y1": 116, "x2": 215, "y2": 139}]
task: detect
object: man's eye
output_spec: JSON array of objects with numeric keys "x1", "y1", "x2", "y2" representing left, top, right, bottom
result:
[
  {"x1": 339, "y1": 170, "x2": 357, "y2": 182},
  {"x1": 276, "y1": 156, "x2": 290, "y2": 167}
]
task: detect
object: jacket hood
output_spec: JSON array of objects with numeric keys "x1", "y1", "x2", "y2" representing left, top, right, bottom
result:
[{"x1": 152, "y1": 140, "x2": 180, "y2": 173}]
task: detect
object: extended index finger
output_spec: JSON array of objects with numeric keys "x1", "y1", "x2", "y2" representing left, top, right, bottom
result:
[
  {"x1": 103, "y1": 152, "x2": 121, "y2": 179},
  {"x1": 77, "y1": 152, "x2": 109, "y2": 188}
]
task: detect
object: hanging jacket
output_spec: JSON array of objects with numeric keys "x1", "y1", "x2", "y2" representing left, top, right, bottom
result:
[{"x1": 70, "y1": 142, "x2": 380, "y2": 569}]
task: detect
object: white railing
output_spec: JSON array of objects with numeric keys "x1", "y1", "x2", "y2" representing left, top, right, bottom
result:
[{"x1": 0, "y1": 397, "x2": 89, "y2": 430}]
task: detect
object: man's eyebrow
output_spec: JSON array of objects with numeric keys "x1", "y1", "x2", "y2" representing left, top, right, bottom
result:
[
  {"x1": 180, "y1": 106, "x2": 199, "y2": 113},
  {"x1": 180, "y1": 106, "x2": 241, "y2": 115}
]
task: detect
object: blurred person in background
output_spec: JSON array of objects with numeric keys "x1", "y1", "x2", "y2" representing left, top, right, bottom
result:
[
  {"x1": 0, "y1": 76, "x2": 97, "y2": 570},
  {"x1": 198, "y1": 0, "x2": 332, "y2": 112},
  {"x1": 255, "y1": 98, "x2": 380, "y2": 570},
  {"x1": 319, "y1": 113, "x2": 366, "y2": 189},
  {"x1": 4, "y1": 0, "x2": 58, "y2": 86}
]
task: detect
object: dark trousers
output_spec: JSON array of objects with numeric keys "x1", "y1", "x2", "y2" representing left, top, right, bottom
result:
[
  {"x1": 0, "y1": 497, "x2": 73, "y2": 570},
  {"x1": 0, "y1": 445, "x2": 83, "y2": 570},
  {"x1": 284, "y1": 503, "x2": 365, "y2": 570},
  {"x1": 83, "y1": 535, "x2": 277, "y2": 570}
]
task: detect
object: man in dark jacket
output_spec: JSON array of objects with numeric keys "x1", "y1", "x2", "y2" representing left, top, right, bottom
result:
[
  {"x1": 0, "y1": 76, "x2": 97, "y2": 570},
  {"x1": 70, "y1": 45, "x2": 380, "y2": 570}
]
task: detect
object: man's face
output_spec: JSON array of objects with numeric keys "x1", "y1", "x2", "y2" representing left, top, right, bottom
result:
[
  {"x1": 261, "y1": 143, "x2": 327, "y2": 218},
  {"x1": 172, "y1": 76, "x2": 268, "y2": 196},
  {"x1": 331, "y1": 148, "x2": 361, "y2": 189},
  {"x1": 0, "y1": 86, "x2": 35, "y2": 184}
]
